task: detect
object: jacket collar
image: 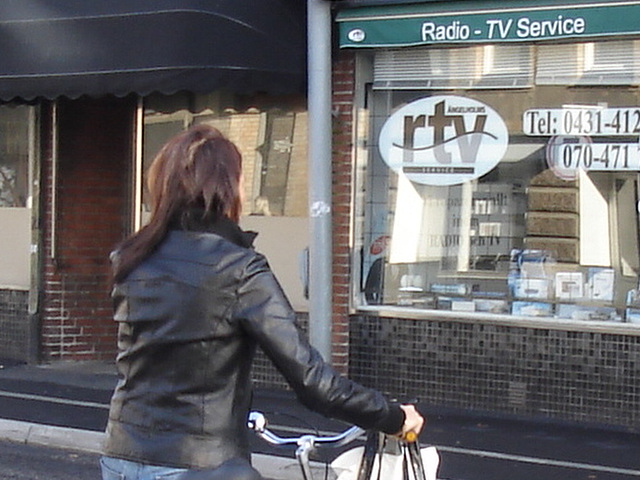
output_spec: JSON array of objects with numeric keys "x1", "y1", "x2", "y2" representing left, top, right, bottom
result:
[{"x1": 169, "y1": 209, "x2": 257, "y2": 249}]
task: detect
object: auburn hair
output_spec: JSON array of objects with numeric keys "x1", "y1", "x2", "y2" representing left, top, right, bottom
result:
[{"x1": 112, "y1": 124, "x2": 243, "y2": 282}]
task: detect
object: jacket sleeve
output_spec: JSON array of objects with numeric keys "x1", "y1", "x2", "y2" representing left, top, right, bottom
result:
[{"x1": 234, "y1": 253, "x2": 404, "y2": 435}]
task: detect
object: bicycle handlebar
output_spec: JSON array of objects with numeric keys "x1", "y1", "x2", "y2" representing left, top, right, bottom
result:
[
  {"x1": 248, "y1": 411, "x2": 428, "y2": 480},
  {"x1": 248, "y1": 411, "x2": 365, "y2": 448},
  {"x1": 248, "y1": 411, "x2": 365, "y2": 480}
]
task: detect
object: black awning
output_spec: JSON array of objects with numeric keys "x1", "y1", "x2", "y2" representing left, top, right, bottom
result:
[{"x1": 0, "y1": 0, "x2": 306, "y2": 101}]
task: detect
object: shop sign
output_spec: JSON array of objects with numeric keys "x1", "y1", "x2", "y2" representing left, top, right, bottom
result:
[
  {"x1": 524, "y1": 106, "x2": 640, "y2": 180},
  {"x1": 378, "y1": 96, "x2": 508, "y2": 186},
  {"x1": 338, "y1": 2, "x2": 640, "y2": 48},
  {"x1": 524, "y1": 106, "x2": 640, "y2": 136}
]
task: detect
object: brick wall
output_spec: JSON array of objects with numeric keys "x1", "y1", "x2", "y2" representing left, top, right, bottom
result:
[
  {"x1": 41, "y1": 97, "x2": 134, "y2": 361},
  {"x1": 332, "y1": 52, "x2": 357, "y2": 373}
]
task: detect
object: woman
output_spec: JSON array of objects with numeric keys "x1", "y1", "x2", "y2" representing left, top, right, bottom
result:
[{"x1": 101, "y1": 124, "x2": 424, "y2": 480}]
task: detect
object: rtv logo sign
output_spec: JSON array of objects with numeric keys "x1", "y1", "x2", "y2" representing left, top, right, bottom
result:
[{"x1": 378, "y1": 96, "x2": 509, "y2": 186}]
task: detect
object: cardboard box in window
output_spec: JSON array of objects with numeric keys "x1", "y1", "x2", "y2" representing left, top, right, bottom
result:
[
  {"x1": 512, "y1": 301, "x2": 553, "y2": 317},
  {"x1": 514, "y1": 278, "x2": 550, "y2": 299},
  {"x1": 555, "y1": 272, "x2": 584, "y2": 300}
]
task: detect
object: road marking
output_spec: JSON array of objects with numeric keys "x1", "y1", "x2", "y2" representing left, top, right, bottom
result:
[
  {"x1": 268, "y1": 425, "x2": 640, "y2": 477},
  {"x1": 0, "y1": 390, "x2": 109, "y2": 410},
  {"x1": 435, "y1": 445, "x2": 640, "y2": 477}
]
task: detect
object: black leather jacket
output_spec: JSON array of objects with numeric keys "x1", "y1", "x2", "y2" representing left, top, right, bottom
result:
[{"x1": 103, "y1": 216, "x2": 404, "y2": 469}]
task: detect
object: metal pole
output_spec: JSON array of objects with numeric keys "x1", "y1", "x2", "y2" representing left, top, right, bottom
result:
[{"x1": 307, "y1": 0, "x2": 333, "y2": 362}]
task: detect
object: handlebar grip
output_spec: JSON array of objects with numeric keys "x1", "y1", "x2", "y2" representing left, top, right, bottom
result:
[{"x1": 403, "y1": 431, "x2": 418, "y2": 443}]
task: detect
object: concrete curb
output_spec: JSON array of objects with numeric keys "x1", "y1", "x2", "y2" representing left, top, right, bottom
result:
[
  {"x1": 0, "y1": 418, "x2": 104, "y2": 453},
  {"x1": 0, "y1": 419, "x2": 331, "y2": 480}
]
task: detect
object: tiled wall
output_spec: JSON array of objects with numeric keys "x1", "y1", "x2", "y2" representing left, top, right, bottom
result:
[
  {"x1": 0, "y1": 289, "x2": 29, "y2": 362},
  {"x1": 252, "y1": 349, "x2": 289, "y2": 391},
  {"x1": 349, "y1": 314, "x2": 640, "y2": 430}
]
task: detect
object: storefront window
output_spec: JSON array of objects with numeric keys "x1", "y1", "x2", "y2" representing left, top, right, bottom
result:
[
  {"x1": 141, "y1": 92, "x2": 309, "y2": 309},
  {"x1": 0, "y1": 105, "x2": 30, "y2": 208},
  {"x1": 142, "y1": 92, "x2": 308, "y2": 220},
  {"x1": 0, "y1": 103, "x2": 35, "y2": 289},
  {"x1": 358, "y1": 40, "x2": 640, "y2": 324}
]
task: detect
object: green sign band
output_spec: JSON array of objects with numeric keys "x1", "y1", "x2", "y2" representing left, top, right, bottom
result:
[{"x1": 338, "y1": 1, "x2": 640, "y2": 47}]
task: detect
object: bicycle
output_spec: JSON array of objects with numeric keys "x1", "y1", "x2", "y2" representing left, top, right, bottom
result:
[{"x1": 248, "y1": 411, "x2": 439, "y2": 480}]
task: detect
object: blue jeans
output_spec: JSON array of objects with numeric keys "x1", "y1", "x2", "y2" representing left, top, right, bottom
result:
[
  {"x1": 100, "y1": 457, "x2": 188, "y2": 480},
  {"x1": 100, "y1": 456, "x2": 264, "y2": 480}
]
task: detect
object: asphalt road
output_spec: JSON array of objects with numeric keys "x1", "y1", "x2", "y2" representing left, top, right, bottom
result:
[
  {"x1": 1, "y1": 362, "x2": 640, "y2": 480},
  {"x1": 0, "y1": 440, "x2": 101, "y2": 480}
]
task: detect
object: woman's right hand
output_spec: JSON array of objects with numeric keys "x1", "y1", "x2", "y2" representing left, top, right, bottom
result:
[{"x1": 398, "y1": 404, "x2": 425, "y2": 441}]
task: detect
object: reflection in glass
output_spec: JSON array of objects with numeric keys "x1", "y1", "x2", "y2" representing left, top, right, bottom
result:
[
  {"x1": 141, "y1": 93, "x2": 308, "y2": 222},
  {"x1": 360, "y1": 50, "x2": 640, "y2": 322},
  {"x1": 0, "y1": 106, "x2": 30, "y2": 208}
]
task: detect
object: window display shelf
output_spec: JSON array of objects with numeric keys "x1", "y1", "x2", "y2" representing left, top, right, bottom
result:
[{"x1": 358, "y1": 304, "x2": 640, "y2": 336}]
